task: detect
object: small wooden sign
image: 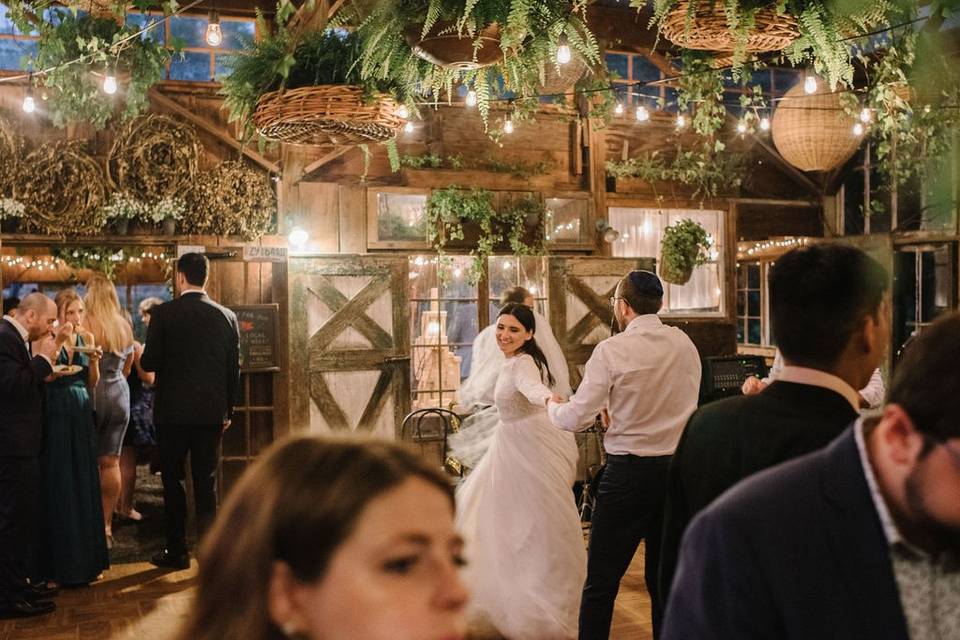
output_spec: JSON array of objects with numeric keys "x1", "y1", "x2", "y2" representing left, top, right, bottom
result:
[
  {"x1": 243, "y1": 246, "x2": 288, "y2": 262},
  {"x1": 230, "y1": 303, "x2": 281, "y2": 372}
]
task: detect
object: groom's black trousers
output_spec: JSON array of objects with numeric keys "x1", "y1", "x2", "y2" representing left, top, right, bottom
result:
[{"x1": 579, "y1": 454, "x2": 671, "y2": 640}]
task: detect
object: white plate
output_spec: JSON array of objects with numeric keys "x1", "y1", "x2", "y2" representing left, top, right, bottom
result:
[
  {"x1": 71, "y1": 345, "x2": 99, "y2": 354},
  {"x1": 53, "y1": 364, "x2": 83, "y2": 375}
]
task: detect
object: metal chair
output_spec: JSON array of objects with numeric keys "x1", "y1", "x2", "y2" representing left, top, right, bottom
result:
[
  {"x1": 577, "y1": 418, "x2": 607, "y2": 540},
  {"x1": 400, "y1": 407, "x2": 463, "y2": 477}
]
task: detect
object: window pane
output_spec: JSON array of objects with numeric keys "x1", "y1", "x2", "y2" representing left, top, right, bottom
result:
[
  {"x1": 545, "y1": 198, "x2": 586, "y2": 244},
  {"x1": 747, "y1": 319, "x2": 762, "y2": 344},
  {"x1": 736, "y1": 321, "x2": 745, "y2": 344},
  {"x1": 169, "y1": 50, "x2": 212, "y2": 81},
  {"x1": 221, "y1": 19, "x2": 255, "y2": 49},
  {"x1": 213, "y1": 53, "x2": 232, "y2": 80},
  {"x1": 0, "y1": 39, "x2": 35, "y2": 71},
  {"x1": 376, "y1": 192, "x2": 427, "y2": 241},
  {"x1": 747, "y1": 263, "x2": 760, "y2": 289},
  {"x1": 632, "y1": 55, "x2": 661, "y2": 82},
  {"x1": 747, "y1": 290, "x2": 761, "y2": 316},
  {"x1": 666, "y1": 262, "x2": 721, "y2": 312},
  {"x1": 662, "y1": 87, "x2": 678, "y2": 112},
  {"x1": 488, "y1": 256, "x2": 548, "y2": 315},
  {"x1": 170, "y1": 15, "x2": 208, "y2": 48},
  {"x1": 609, "y1": 207, "x2": 660, "y2": 258},
  {"x1": 736, "y1": 291, "x2": 745, "y2": 316},
  {"x1": 125, "y1": 13, "x2": 166, "y2": 43},
  {"x1": 605, "y1": 53, "x2": 628, "y2": 80}
]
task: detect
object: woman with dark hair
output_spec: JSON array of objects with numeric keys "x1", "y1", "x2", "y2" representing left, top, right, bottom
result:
[
  {"x1": 455, "y1": 302, "x2": 585, "y2": 639},
  {"x1": 174, "y1": 436, "x2": 468, "y2": 640}
]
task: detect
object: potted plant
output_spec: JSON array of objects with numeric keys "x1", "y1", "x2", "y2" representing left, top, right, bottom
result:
[
  {"x1": 221, "y1": 16, "x2": 410, "y2": 147},
  {"x1": 101, "y1": 191, "x2": 144, "y2": 235},
  {"x1": 0, "y1": 198, "x2": 25, "y2": 234},
  {"x1": 659, "y1": 218, "x2": 712, "y2": 285},
  {"x1": 6, "y1": 4, "x2": 176, "y2": 129},
  {"x1": 145, "y1": 196, "x2": 187, "y2": 235}
]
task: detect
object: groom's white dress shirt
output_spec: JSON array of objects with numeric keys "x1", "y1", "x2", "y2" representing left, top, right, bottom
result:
[{"x1": 547, "y1": 314, "x2": 701, "y2": 456}]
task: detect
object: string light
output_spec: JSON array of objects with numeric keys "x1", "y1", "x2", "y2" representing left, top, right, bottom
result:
[
  {"x1": 22, "y1": 79, "x2": 35, "y2": 114},
  {"x1": 404, "y1": 121, "x2": 414, "y2": 133},
  {"x1": 804, "y1": 75, "x2": 818, "y2": 94},
  {"x1": 396, "y1": 104, "x2": 409, "y2": 119},
  {"x1": 288, "y1": 227, "x2": 308, "y2": 248},
  {"x1": 465, "y1": 89, "x2": 477, "y2": 108},
  {"x1": 736, "y1": 119, "x2": 747, "y2": 134},
  {"x1": 503, "y1": 118, "x2": 514, "y2": 134},
  {"x1": 614, "y1": 102, "x2": 624, "y2": 116},
  {"x1": 102, "y1": 72, "x2": 117, "y2": 95},
  {"x1": 635, "y1": 105, "x2": 649, "y2": 122},
  {"x1": 759, "y1": 116, "x2": 770, "y2": 131},
  {"x1": 859, "y1": 107, "x2": 873, "y2": 123},
  {"x1": 205, "y1": 11, "x2": 223, "y2": 47},
  {"x1": 852, "y1": 122, "x2": 864, "y2": 136},
  {"x1": 556, "y1": 33, "x2": 571, "y2": 65},
  {"x1": 738, "y1": 237, "x2": 809, "y2": 258},
  {"x1": 675, "y1": 113, "x2": 686, "y2": 129}
]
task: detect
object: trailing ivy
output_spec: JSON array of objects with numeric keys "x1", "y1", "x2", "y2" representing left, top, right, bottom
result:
[
  {"x1": 605, "y1": 143, "x2": 745, "y2": 200},
  {"x1": 399, "y1": 152, "x2": 556, "y2": 178}
]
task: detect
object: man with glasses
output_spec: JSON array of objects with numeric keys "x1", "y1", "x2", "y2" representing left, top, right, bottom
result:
[
  {"x1": 663, "y1": 312, "x2": 960, "y2": 640},
  {"x1": 547, "y1": 270, "x2": 701, "y2": 639}
]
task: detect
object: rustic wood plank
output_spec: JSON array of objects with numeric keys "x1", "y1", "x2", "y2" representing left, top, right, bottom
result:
[
  {"x1": 338, "y1": 184, "x2": 367, "y2": 253},
  {"x1": 298, "y1": 147, "x2": 354, "y2": 183},
  {"x1": 564, "y1": 277, "x2": 617, "y2": 347},
  {"x1": 356, "y1": 369, "x2": 393, "y2": 431},
  {"x1": 310, "y1": 373, "x2": 351, "y2": 430},
  {"x1": 297, "y1": 182, "x2": 340, "y2": 252},
  {"x1": 307, "y1": 276, "x2": 394, "y2": 350}
]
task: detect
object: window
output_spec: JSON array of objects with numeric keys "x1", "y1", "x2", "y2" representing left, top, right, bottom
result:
[
  {"x1": 368, "y1": 188, "x2": 430, "y2": 249},
  {"x1": 488, "y1": 256, "x2": 549, "y2": 317},
  {"x1": 607, "y1": 206, "x2": 725, "y2": 315},
  {"x1": 544, "y1": 196, "x2": 591, "y2": 248},
  {"x1": 736, "y1": 262, "x2": 765, "y2": 345},
  {"x1": 605, "y1": 51, "x2": 676, "y2": 113}
]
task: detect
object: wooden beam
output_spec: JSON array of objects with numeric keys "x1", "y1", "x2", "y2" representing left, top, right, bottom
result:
[
  {"x1": 746, "y1": 131, "x2": 822, "y2": 197},
  {"x1": 297, "y1": 146, "x2": 354, "y2": 183},
  {"x1": 147, "y1": 88, "x2": 280, "y2": 174}
]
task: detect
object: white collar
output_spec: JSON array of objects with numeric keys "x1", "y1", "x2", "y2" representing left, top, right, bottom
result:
[
  {"x1": 777, "y1": 365, "x2": 861, "y2": 412},
  {"x1": 623, "y1": 314, "x2": 663, "y2": 334},
  {"x1": 3, "y1": 314, "x2": 29, "y2": 342}
]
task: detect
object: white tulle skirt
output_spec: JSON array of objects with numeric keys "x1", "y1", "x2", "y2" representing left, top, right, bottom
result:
[{"x1": 455, "y1": 411, "x2": 586, "y2": 640}]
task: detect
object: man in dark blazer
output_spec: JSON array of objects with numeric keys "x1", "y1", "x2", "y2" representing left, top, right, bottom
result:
[
  {"x1": 0, "y1": 293, "x2": 68, "y2": 618},
  {"x1": 141, "y1": 253, "x2": 240, "y2": 569},
  {"x1": 663, "y1": 312, "x2": 960, "y2": 640},
  {"x1": 658, "y1": 243, "x2": 891, "y2": 614}
]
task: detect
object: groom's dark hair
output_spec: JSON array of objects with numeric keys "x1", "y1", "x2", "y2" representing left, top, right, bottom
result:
[{"x1": 177, "y1": 252, "x2": 209, "y2": 287}]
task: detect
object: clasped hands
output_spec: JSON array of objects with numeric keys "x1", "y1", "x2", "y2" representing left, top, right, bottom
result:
[{"x1": 545, "y1": 393, "x2": 568, "y2": 407}]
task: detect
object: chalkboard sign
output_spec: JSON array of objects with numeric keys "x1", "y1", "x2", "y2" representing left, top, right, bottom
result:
[{"x1": 230, "y1": 304, "x2": 280, "y2": 372}]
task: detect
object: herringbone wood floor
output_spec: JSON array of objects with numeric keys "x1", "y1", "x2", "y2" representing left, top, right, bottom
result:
[{"x1": 0, "y1": 548, "x2": 652, "y2": 640}]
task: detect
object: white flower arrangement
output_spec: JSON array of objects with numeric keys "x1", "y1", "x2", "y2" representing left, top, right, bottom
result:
[
  {"x1": 0, "y1": 198, "x2": 26, "y2": 220},
  {"x1": 103, "y1": 191, "x2": 147, "y2": 221},
  {"x1": 144, "y1": 196, "x2": 186, "y2": 223}
]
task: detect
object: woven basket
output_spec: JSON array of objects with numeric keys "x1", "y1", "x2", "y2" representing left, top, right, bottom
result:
[
  {"x1": 661, "y1": 1, "x2": 798, "y2": 52},
  {"x1": 541, "y1": 55, "x2": 588, "y2": 94},
  {"x1": 252, "y1": 85, "x2": 403, "y2": 146},
  {"x1": 771, "y1": 82, "x2": 861, "y2": 172},
  {"x1": 405, "y1": 21, "x2": 503, "y2": 70}
]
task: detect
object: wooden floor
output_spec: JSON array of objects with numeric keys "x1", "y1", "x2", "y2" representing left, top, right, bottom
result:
[{"x1": 0, "y1": 549, "x2": 651, "y2": 640}]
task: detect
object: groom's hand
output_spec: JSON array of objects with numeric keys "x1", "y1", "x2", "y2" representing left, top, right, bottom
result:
[{"x1": 550, "y1": 393, "x2": 567, "y2": 404}]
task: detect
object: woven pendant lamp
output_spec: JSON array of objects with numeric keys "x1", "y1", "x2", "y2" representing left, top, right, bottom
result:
[{"x1": 771, "y1": 82, "x2": 861, "y2": 172}]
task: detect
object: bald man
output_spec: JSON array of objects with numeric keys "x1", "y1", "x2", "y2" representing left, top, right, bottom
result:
[{"x1": 0, "y1": 293, "x2": 71, "y2": 619}]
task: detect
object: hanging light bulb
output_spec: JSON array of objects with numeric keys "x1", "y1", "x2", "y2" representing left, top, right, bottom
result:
[
  {"x1": 803, "y1": 75, "x2": 818, "y2": 94},
  {"x1": 288, "y1": 226, "x2": 309, "y2": 249},
  {"x1": 759, "y1": 116, "x2": 770, "y2": 131},
  {"x1": 503, "y1": 118, "x2": 514, "y2": 134},
  {"x1": 859, "y1": 107, "x2": 873, "y2": 123},
  {"x1": 22, "y1": 84, "x2": 35, "y2": 114},
  {"x1": 556, "y1": 33, "x2": 571, "y2": 65},
  {"x1": 102, "y1": 72, "x2": 118, "y2": 95},
  {"x1": 404, "y1": 121, "x2": 414, "y2": 133},
  {"x1": 465, "y1": 89, "x2": 477, "y2": 108},
  {"x1": 614, "y1": 101, "x2": 624, "y2": 116},
  {"x1": 205, "y1": 11, "x2": 223, "y2": 47},
  {"x1": 675, "y1": 113, "x2": 686, "y2": 129},
  {"x1": 736, "y1": 119, "x2": 747, "y2": 134},
  {"x1": 852, "y1": 122, "x2": 864, "y2": 136},
  {"x1": 396, "y1": 104, "x2": 410, "y2": 119},
  {"x1": 635, "y1": 105, "x2": 649, "y2": 122}
]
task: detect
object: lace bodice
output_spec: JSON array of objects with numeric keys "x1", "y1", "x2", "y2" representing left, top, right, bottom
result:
[{"x1": 494, "y1": 354, "x2": 554, "y2": 423}]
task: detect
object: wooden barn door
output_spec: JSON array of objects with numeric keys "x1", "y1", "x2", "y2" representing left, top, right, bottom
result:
[
  {"x1": 548, "y1": 257, "x2": 655, "y2": 387},
  {"x1": 288, "y1": 255, "x2": 411, "y2": 438}
]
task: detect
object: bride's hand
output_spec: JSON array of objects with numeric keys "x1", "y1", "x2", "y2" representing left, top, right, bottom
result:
[{"x1": 550, "y1": 393, "x2": 567, "y2": 405}]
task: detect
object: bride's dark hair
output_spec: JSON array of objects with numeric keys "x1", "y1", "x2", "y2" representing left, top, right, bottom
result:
[{"x1": 498, "y1": 302, "x2": 555, "y2": 387}]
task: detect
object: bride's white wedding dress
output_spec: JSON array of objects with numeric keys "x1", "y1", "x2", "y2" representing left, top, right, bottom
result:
[{"x1": 455, "y1": 354, "x2": 586, "y2": 640}]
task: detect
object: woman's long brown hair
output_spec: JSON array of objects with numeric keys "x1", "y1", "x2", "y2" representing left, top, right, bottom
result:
[{"x1": 175, "y1": 436, "x2": 455, "y2": 640}]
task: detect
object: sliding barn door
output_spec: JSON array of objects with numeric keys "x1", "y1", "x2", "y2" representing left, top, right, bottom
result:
[{"x1": 288, "y1": 255, "x2": 411, "y2": 438}]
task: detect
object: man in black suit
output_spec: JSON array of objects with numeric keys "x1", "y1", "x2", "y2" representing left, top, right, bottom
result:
[
  {"x1": 141, "y1": 253, "x2": 240, "y2": 569},
  {"x1": 663, "y1": 312, "x2": 960, "y2": 639},
  {"x1": 658, "y1": 243, "x2": 890, "y2": 613},
  {"x1": 0, "y1": 293, "x2": 69, "y2": 618}
]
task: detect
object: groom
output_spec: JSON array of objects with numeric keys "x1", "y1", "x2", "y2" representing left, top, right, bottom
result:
[{"x1": 547, "y1": 271, "x2": 701, "y2": 639}]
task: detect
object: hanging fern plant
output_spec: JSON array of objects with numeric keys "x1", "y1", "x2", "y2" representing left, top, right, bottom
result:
[{"x1": 351, "y1": 0, "x2": 601, "y2": 133}]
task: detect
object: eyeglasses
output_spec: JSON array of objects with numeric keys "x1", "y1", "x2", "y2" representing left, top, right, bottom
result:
[
  {"x1": 609, "y1": 296, "x2": 623, "y2": 307},
  {"x1": 923, "y1": 433, "x2": 960, "y2": 469}
]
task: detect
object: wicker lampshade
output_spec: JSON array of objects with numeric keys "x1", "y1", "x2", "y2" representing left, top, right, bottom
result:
[
  {"x1": 771, "y1": 83, "x2": 861, "y2": 172},
  {"x1": 660, "y1": 1, "x2": 798, "y2": 53}
]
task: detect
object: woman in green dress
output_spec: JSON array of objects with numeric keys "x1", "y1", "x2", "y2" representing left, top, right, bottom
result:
[{"x1": 39, "y1": 288, "x2": 109, "y2": 586}]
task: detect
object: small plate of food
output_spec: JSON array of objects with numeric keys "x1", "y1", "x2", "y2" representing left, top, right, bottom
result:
[{"x1": 52, "y1": 364, "x2": 83, "y2": 375}]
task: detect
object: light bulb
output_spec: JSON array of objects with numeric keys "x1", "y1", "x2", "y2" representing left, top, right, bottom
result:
[
  {"x1": 635, "y1": 105, "x2": 649, "y2": 122},
  {"x1": 852, "y1": 122, "x2": 864, "y2": 136},
  {"x1": 404, "y1": 121, "x2": 414, "y2": 133},
  {"x1": 675, "y1": 114, "x2": 686, "y2": 129},
  {"x1": 503, "y1": 119, "x2": 514, "y2": 134},
  {"x1": 22, "y1": 88, "x2": 35, "y2": 114},
  {"x1": 396, "y1": 104, "x2": 409, "y2": 119},
  {"x1": 804, "y1": 75, "x2": 817, "y2": 94},
  {"x1": 288, "y1": 227, "x2": 309, "y2": 248},
  {"x1": 759, "y1": 116, "x2": 770, "y2": 131},
  {"x1": 556, "y1": 34, "x2": 571, "y2": 65},
  {"x1": 859, "y1": 107, "x2": 872, "y2": 123},
  {"x1": 614, "y1": 102, "x2": 624, "y2": 116},
  {"x1": 102, "y1": 74, "x2": 117, "y2": 95},
  {"x1": 465, "y1": 90, "x2": 477, "y2": 108},
  {"x1": 736, "y1": 120, "x2": 747, "y2": 134},
  {"x1": 205, "y1": 12, "x2": 223, "y2": 47}
]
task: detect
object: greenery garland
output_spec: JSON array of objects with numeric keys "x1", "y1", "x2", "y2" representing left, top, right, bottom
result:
[
  {"x1": 399, "y1": 152, "x2": 556, "y2": 178},
  {"x1": 50, "y1": 245, "x2": 172, "y2": 280},
  {"x1": 606, "y1": 143, "x2": 745, "y2": 200}
]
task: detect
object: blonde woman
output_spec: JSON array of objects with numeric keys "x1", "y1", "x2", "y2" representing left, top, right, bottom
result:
[
  {"x1": 39, "y1": 289, "x2": 109, "y2": 586},
  {"x1": 84, "y1": 276, "x2": 134, "y2": 547}
]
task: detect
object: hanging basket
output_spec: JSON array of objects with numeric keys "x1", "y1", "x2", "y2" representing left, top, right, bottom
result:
[
  {"x1": 540, "y1": 56, "x2": 588, "y2": 94},
  {"x1": 660, "y1": 1, "x2": 798, "y2": 53},
  {"x1": 771, "y1": 82, "x2": 861, "y2": 172},
  {"x1": 404, "y1": 21, "x2": 503, "y2": 70},
  {"x1": 252, "y1": 85, "x2": 403, "y2": 146},
  {"x1": 659, "y1": 247, "x2": 697, "y2": 285}
]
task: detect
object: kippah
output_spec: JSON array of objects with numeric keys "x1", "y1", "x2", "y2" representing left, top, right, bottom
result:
[{"x1": 627, "y1": 270, "x2": 664, "y2": 297}]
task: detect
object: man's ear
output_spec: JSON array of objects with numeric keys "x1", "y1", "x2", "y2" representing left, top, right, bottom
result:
[{"x1": 877, "y1": 404, "x2": 924, "y2": 467}]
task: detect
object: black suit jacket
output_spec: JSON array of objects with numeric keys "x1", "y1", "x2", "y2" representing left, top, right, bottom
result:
[
  {"x1": 659, "y1": 381, "x2": 859, "y2": 602},
  {"x1": 0, "y1": 319, "x2": 53, "y2": 458},
  {"x1": 140, "y1": 292, "x2": 240, "y2": 426},
  {"x1": 662, "y1": 426, "x2": 909, "y2": 640}
]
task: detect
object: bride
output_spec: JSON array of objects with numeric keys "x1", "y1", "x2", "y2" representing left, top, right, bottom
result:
[{"x1": 455, "y1": 302, "x2": 586, "y2": 639}]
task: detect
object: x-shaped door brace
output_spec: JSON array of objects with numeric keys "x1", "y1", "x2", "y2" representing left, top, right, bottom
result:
[
  {"x1": 309, "y1": 367, "x2": 394, "y2": 432},
  {"x1": 564, "y1": 276, "x2": 617, "y2": 349},
  {"x1": 307, "y1": 275, "x2": 394, "y2": 353}
]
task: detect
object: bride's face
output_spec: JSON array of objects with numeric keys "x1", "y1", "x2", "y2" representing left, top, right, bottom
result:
[{"x1": 496, "y1": 313, "x2": 533, "y2": 357}]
